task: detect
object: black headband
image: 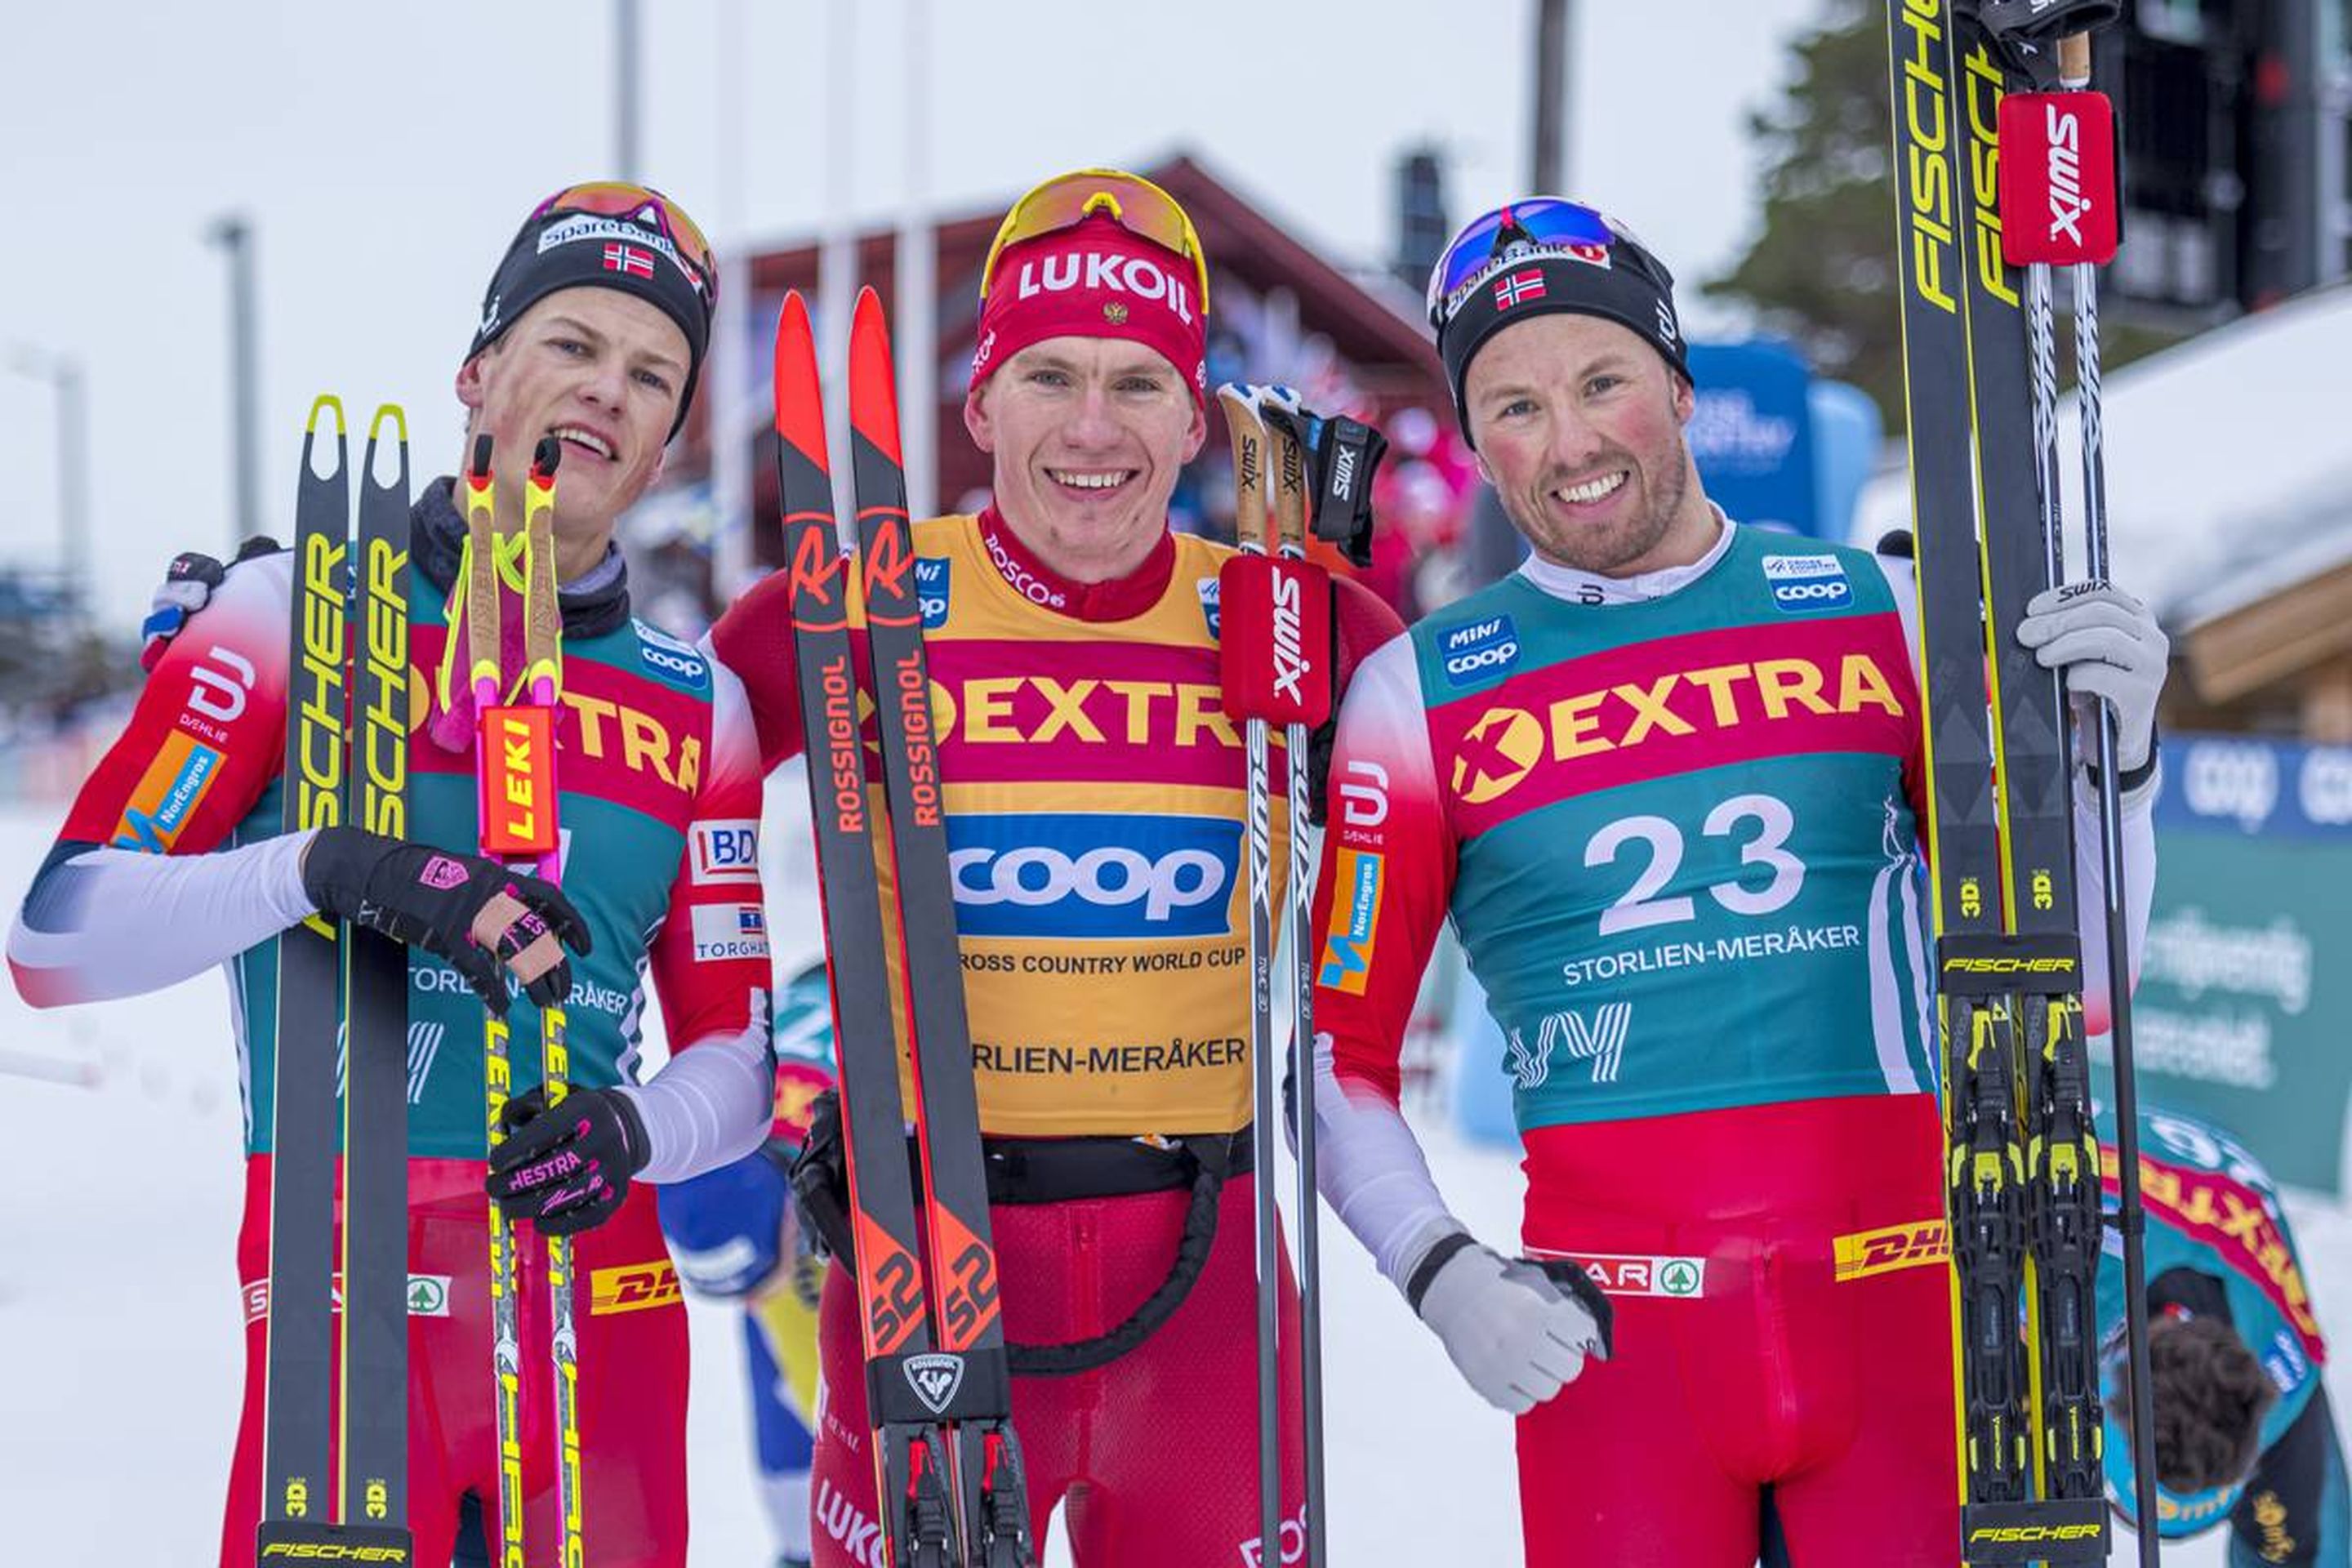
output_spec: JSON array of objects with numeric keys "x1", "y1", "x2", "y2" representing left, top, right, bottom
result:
[
  {"x1": 1437, "y1": 240, "x2": 1690, "y2": 443},
  {"x1": 468, "y1": 203, "x2": 714, "y2": 439}
]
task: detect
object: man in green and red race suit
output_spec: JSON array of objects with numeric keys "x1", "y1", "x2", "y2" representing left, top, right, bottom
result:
[
  {"x1": 9, "y1": 182, "x2": 778, "y2": 1568},
  {"x1": 1306, "y1": 198, "x2": 2171, "y2": 1565}
]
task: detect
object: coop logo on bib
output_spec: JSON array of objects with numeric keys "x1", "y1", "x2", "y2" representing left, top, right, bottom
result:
[
  {"x1": 916, "y1": 557, "x2": 951, "y2": 628},
  {"x1": 947, "y1": 813, "x2": 1235, "y2": 941},
  {"x1": 1439, "y1": 615, "x2": 1521, "y2": 687},
  {"x1": 1763, "y1": 554, "x2": 1853, "y2": 615}
]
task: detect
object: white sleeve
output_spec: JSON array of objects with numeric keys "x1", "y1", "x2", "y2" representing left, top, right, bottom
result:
[
  {"x1": 620, "y1": 992, "x2": 776, "y2": 1183},
  {"x1": 8, "y1": 833, "x2": 317, "y2": 1006},
  {"x1": 2074, "y1": 763, "x2": 2159, "y2": 1036},
  {"x1": 1313, "y1": 1027, "x2": 1470, "y2": 1296}
]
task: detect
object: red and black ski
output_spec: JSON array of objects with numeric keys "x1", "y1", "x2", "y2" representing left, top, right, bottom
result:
[{"x1": 772, "y1": 288, "x2": 1031, "y2": 1568}]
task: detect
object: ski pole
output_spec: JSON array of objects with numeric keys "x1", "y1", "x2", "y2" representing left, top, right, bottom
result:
[
  {"x1": 1216, "y1": 385, "x2": 1288, "y2": 1568},
  {"x1": 2055, "y1": 32, "x2": 2163, "y2": 1564},
  {"x1": 459, "y1": 436, "x2": 531, "y2": 1568},
  {"x1": 516, "y1": 442, "x2": 588, "y2": 1566},
  {"x1": 1259, "y1": 391, "x2": 1334, "y2": 1568}
]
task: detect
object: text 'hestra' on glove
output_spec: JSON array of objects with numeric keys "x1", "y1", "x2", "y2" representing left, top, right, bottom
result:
[
  {"x1": 486, "y1": 1085, "x2": 649, "y2": 1236},
  {"x1": 300, "y1": 826, "x2": 591, "y2": 1015}
]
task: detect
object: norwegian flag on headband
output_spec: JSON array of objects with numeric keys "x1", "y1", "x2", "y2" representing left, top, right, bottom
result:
[
  {"x1": 1494, "y1": 270, "x2": 1548, "y2": 310},
  {"x1": 604, "y1": 243, "x2": 656, "y2": 280}
]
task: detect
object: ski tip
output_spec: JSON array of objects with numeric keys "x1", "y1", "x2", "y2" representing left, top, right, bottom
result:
[
  {"x1": 468, "y1": 432, "x2": 495, "y2": 483},
  {"x1": 848, "y1": 290, "x2": 903, "y2": 467},
  {"x1": 772, "y1": 290, "x2": 828, "y2": 472},
  {"x1": 532, "y1": 435, "x2": 562, "y2": 480},
  {"x1": 366, "y1": 403, "x2": 408, "y2": 448},
  {"x1": 305, "y1": 393, "x2": 346, "y2": 439}
]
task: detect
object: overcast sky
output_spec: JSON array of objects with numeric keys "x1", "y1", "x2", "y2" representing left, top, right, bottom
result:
[{"x1": 2, "y1": 0, "x2": 1829, "y2": 626}]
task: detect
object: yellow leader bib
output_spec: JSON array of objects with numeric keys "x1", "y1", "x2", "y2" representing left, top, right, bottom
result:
[{"x1": 879, "y1": 514, "x2": 1291, "y2": 1137}]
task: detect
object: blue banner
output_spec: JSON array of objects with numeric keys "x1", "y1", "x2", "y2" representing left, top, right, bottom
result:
[{"x1": 1686, "y1": 340, "x2": 1820, "y2": 536}]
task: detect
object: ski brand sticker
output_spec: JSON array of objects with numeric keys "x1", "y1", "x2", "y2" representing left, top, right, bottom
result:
[
  {"x1": 688, "y1": 819, "x2": 762, "y2": 885},
  {"x1": 1541, "y1": 1253, "x2": 1707, "y2": 1298},
  {"x1": 916, "y1": 556, "x2": 951, "y2": 629},
  {"x1": 903, "y1": 1352, "x2": 967, "y2": 1415},
  {"x1": 1439, "y1": 614, "x2": 1521, "y2": 687},
  {"x1": 1762, "y1": 553, "x2": 1854, "y2": 615},
  {"x1": 690, "y1": 902, "x2": 770, "y2": 962}
]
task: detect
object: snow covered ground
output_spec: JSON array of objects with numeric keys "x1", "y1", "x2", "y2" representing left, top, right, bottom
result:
[{"x1": 2, "y1": 787, "x2": 2343, "y2": 1565}]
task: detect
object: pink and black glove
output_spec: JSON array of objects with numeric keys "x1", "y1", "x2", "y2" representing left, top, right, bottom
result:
[
  {"x1": 301, "y1": 826, "x2": 590, "y2": 1013},
  {"x1": 487, "y1": 1086, "x2": 649, "y2": 1236}
]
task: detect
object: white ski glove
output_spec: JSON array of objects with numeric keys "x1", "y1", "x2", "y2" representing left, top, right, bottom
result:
[
  {"x1": 2014, "y1": 581, "x2": 2168, "y2": 776},
  {"x1": 1405, "y1": 1228, "x2": 1613, "y2": 1416}
]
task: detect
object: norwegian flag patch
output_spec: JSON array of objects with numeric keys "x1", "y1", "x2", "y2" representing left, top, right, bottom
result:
[
  {"x1": 604, "y1": 243, "x2": 656, "y2": 280},
  {"x1": 1493, "y1": 270, "x2": 1548, "y2": 310}
]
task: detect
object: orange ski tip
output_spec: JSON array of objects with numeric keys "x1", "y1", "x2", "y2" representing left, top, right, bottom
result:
[
  {"x1": 773, "y1": 290, "x2": 829, "y2": 470},
  {"x1": 467, "y1": 432, "x2": 495, "y2": 485},
  {"x1": 849, "y1": 288, "x2": 904, "y2": 467}
]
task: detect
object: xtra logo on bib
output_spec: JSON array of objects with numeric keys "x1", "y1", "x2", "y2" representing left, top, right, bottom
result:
[{"x1": 1762, "y1": 554, "x2": 1853, "y2": 616}]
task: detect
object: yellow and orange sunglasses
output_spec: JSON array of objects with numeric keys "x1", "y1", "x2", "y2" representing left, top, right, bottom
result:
[{"x1": 978, "y1": 167, "x2": 1209, "y2": 314}]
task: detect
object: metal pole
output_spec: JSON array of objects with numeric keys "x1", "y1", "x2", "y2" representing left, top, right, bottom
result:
[
  {"x1": 2058, "y1": 36, "x2": 2163, "y2": 1566},
  {"x1": 897, "y1": 0, "x2": 937, "y2": 521},
  {"x1": 57, "y1": 358, "x2": 88, "y2": 616},
  {"x1": 1532, "y1": 0, "x2": 1573, "y2": 192},
  {"x1": 710, "y1": 0, "x2": 754, "y2": 601},
  {"x1": 5, "y1": 346, "x2": 89, "y2": 615},
  {"x1": 818, "y1": 0, "x2": 859, "y2": 504},
  {"x1": 207, "y1": 216, "x2": 262, "y2": 551},
  {"x1": 615, "y1": 0, "x2": 641, "y2": 180}
]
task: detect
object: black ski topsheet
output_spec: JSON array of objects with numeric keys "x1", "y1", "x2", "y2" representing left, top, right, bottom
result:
[
  {"x1": 1891, "y1": 2, "x2": 2109, "y2": 1558},
  {"x1": 770, "y1": 292, "x2": 960, "y2": 1568},
  {"x1": 260, "y1": 394, "x2": 350, "y2": 1532},
  {"x1": 341, "y1": 406, "x2": 412, "y2": 1533},
  {"x1": 1950, "y1": 11, "x2": 2107, "y2": 1520},
  {"x1": 846, "y1": 287, "x2": 1029, "y2": 1566}
]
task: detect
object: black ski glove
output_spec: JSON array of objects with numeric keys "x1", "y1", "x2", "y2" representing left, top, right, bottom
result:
[
  {"x1": 301, "y1": 826, "x2": 591, "y2": 1014},
  {"x1": 486, "y1": 1085, "x2": 650, "y2": 1236}
]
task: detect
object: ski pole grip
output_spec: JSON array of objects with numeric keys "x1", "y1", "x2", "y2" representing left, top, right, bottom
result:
[
  {"x1": 1216, "y1": 553, "x2": 1333, "y2": 728},
  {"x1": 2058, "y1": 32, "x2": 2091, "y2": 85}
]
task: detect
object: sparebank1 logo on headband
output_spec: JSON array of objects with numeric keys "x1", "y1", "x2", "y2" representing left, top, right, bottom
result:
[
  {"x1": 538, "y1": 212, "x2": 694, "y2": 286},
  {"x1": 1009, "y1": 252, "x2": 1197, "y2": 325}
]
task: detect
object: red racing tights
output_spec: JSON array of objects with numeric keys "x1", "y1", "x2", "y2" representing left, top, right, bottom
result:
[
  {"x1": 1515, "y1": 1092, "x2": 1958, "y2": 1566},
  {"x1": 808, "y1": 1173, "x2": 1304, "y2": 1568},
  {"x1": 219, "y1": 1156, "x2": 690, "y2": 1568}
]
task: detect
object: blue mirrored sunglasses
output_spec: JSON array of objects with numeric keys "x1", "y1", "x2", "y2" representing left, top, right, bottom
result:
[{"x1": 1426, "y1": 198, "x2": 1619, "y2": 327}]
